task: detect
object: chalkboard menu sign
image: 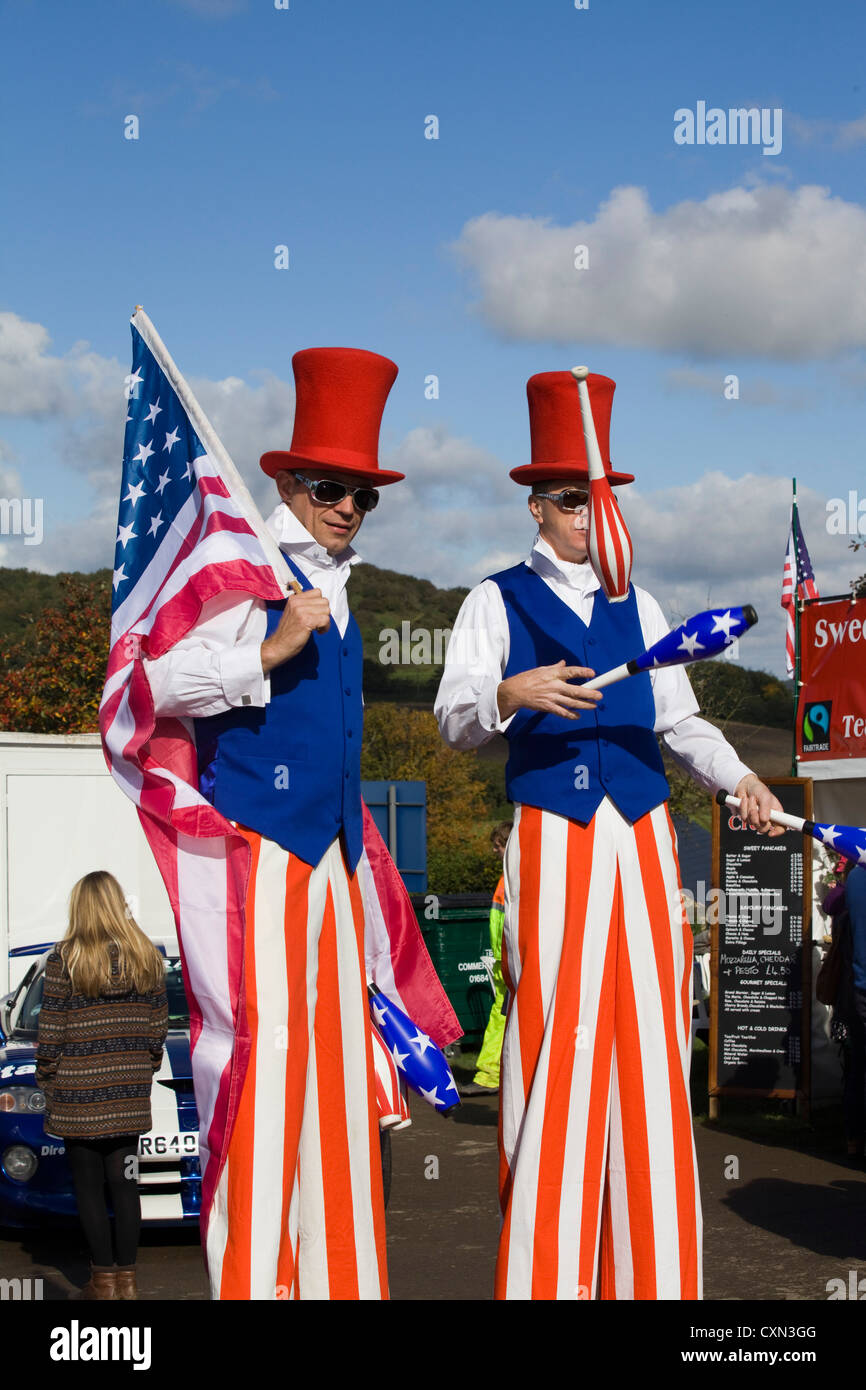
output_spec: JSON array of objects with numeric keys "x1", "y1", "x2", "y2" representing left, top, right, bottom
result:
[{"x1": 709, "y1": 777, "x2": 812, "y2": 1105}]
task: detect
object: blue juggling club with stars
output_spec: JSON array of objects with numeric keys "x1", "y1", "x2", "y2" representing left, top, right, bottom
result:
[
  {"x1": 717, "y1": 792, "x2": 866, "y2": 868},
  {"x1": 367, "y1": 983, "x2": 460, "y2": 1114},
  {"x1": 581, "y1": 605, "x2": 758, "y2": 691}
]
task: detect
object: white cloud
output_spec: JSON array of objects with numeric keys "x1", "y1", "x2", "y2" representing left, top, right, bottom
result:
[
  {"x1": 187, "y1": 370, "x2": 296, "y2": 516},
  {"x1": 360, "y1": 462, "x2": 857, "y2": 679},
  {"x1": 0, "y1": 311, "x2": 295, "y2": 573},
  {"x1": 789, "y1": 112, "x2": 866, "y2": 147},
  {"x1": 2, "y1": 311, "x2": 858, "y2": 680},
  {"x1": 0, "y1": 313, "x2": 84, "y2": 416},
  {"x1": 620, "y1": 473, "x2": 856, "y2": 674},
  {"x1": 453, "y1": 183, "x2": 866, "y2": 359},
  {"x1": 357, "y1": 424, "x2": 530, "y2": 587}
]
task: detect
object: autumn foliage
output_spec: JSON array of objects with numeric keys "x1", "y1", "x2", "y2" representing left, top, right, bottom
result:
[
  {"x1": 361, "y1": 704, "x2": 500, "y2": 893},
  {"x1": 0, "y1": 573, "x2": 111, "y2": 733}
]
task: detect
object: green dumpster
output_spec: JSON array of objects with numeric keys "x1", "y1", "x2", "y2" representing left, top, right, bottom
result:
[{"x1": 411, "y1": 893, "x2": 495, "y2": 1046}]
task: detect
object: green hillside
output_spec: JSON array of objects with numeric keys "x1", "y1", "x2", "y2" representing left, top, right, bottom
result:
[
  {"x1": 0, "y1": 563, "x2": 794, "y2": 722},
  {"x1": 0, "y1": 568, "x2": 92, "y2": 644},
  {"x1": 0, "y1": 564, "x2": 797, "y2": 873}
]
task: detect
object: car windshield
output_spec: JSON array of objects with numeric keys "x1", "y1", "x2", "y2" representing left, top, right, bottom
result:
[{"x1": 14, "y1": 957, "x2": 189, "y2": 1037}]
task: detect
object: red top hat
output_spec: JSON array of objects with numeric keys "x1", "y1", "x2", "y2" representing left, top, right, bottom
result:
[
  {"x1": 260, "y1": 346, "x2": 404, "y2": 484},
  {"x1": 509, "y1": 370, "x2": 634, "y2": 486}
]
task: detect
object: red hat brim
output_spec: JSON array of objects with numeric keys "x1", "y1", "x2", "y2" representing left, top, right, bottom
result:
[
  {"x1": 509, "y1": 462, "x2": 635, "y2": 486},
  {"x1": 260, "y1": 449, "x2": 405, "y2": 485}
]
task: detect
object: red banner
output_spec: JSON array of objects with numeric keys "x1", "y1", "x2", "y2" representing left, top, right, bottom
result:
[{"x1": 797, "y1": 596, "x2": 866, "y2": 773}]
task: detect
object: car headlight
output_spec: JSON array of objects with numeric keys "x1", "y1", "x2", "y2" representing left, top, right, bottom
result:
[
  {"x1": 0, "y1": 1087, "x2": 46, "y2": 1114},
  {"x1": 2, "y1": 1145, "x2": 38, "y2": 1182}
]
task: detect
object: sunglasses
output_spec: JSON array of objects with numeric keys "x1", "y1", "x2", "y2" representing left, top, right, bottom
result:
[
  {"x1": 295, "y1": 474, "x2": 380, "y2": 513},
  {"x1": 531, "y1": 489, "x2": 590, "y2": 513}
]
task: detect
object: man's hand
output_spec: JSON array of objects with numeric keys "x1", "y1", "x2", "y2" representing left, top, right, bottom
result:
[
  {"x1": 497, "y1": 660, "x2": 603, "y2": 722},
  {"x1": 733, "y1": 773, "x2": 785, "y2": 836},
  {"x1": 260, "y1": 589, "x2": 331, "y2": 674}
]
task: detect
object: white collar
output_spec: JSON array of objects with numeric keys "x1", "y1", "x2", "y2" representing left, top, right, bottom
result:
[
  {"x1": 528, "y1": 532, "x2": 599, "y2": 593},
  {"x1": 265, "y1": 501, "x2": 362, "y2": 570}
]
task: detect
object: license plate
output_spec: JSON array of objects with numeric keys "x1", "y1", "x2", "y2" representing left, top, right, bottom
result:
[{"x1": 138, "y1": 1132, "x2": 199, "y2": 1157}]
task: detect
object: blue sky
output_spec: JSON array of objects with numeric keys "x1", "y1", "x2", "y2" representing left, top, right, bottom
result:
[{"x1": 2, "y1": 0, "x2": 866, "y2": 674}]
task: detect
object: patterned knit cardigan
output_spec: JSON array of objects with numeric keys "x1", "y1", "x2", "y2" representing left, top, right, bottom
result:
[{"x1": 35, "y1": 946, "x2": 168, "y2": 1140}]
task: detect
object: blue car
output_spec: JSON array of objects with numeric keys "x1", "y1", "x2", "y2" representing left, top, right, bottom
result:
[{"x1": 0, "y1": 952, "x2": 201, "y2": 1227}]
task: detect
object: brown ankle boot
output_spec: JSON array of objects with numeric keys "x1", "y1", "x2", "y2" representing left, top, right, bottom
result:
[
  {"x1": 114, "y1": 1264, "x2": 138, "y2": 1300},
  {"x1": 77, "y1": 1265, "x2": 118, "y2": 1300}
]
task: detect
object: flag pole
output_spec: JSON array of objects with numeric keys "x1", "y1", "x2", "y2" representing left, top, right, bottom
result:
[
  {"x1": 130, "y1": 307, "x2": 291, "y2": 596},
  {"x1": 791, "y1": 476, "x2": 799, "y2": 776}
]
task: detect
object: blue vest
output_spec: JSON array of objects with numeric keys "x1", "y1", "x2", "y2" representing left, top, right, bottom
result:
[
  {"x1": 488, "y1": 563, "x2": 669, "y2": 825},
  {"x1": 194, "y1": 557, "x2": 364, "y2": 871}
]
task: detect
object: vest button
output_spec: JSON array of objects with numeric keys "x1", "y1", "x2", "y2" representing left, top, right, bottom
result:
[
  {"x1": 344, "y1": 687, "x2": 351, "y2": 696},
  {"x1": 343, "y1": 647, "x2": 349, "y2": 657},
  {"x1": 346, "y1": 729, "x2": 353, "y2": 738},
  {"x1": 587, "y1": 637, "x2": 596, "y2": 647},
  {"x1": 345, "y1": 771, "x2": 350, "y2": 779}
]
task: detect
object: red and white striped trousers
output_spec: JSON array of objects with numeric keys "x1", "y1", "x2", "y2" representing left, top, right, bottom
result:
[
  {"x1": 206, "y1": 829, "x2": 388, "y2": 1300},
  {"x1": 496, "y1": 798, "x2": 701, "y2": 1300}
]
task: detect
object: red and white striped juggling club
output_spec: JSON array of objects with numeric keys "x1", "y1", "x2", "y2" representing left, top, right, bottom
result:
[
  {"x1": 571, "y1": 364, "x2": 633, "y2": 603},
  {"x1": 716, "y1": 791, "x2": 866, "y2": 867},
  {"x1": 370, "y1": 1024, "x2": 412, "y2": 1131},
  {"x1": 580, "y1": 604, "x2": 758, "y2": 691}
]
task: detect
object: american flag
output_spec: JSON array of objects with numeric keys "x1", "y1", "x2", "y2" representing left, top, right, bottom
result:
[
  {"x1": 99, "y1": 311, "x2": 289, "y2": 1238},
  {"x1": 781, "y1": 501, "x2": 819, "y2": 676},
  {"x1": 100, "y1": 312, "x2": 459, "y2": 1255}
]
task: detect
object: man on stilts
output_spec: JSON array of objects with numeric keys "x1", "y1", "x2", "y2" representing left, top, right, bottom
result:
[
  {"x1": 435, "y1": 368, "x2": 782, "y2": 1300},
  {"x1": 146, "y1": 348, "x2": 408, "y2": 1299}
]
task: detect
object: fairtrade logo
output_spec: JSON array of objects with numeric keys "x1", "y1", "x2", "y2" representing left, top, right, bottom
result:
[{"x1": 803, "y1": 701, "x2": 832, "y2": 751}]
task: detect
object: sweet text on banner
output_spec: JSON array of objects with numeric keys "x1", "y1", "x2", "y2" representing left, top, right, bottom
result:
[{"x1": 796, "y1": 596, "x2": 866, "y2": 773}]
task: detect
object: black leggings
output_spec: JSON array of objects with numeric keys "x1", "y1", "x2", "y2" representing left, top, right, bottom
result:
[{"x1": 65, "y1": 1135, "x2": 141, "y2": 1267}]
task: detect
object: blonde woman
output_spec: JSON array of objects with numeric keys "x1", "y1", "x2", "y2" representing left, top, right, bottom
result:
[{"x1": 35, "y1": 871, "x2": 168, "y2": 1301}]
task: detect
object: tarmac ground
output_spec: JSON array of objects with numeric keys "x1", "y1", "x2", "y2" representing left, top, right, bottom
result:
[{"x1": 2, "y1": 1063, "x2": 865, "y2": 1304}]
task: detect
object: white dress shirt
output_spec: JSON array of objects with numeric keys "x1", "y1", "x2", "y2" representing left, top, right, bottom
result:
[
  {"x1": 434, "y1": 534, "x2": 753, "y2": 796},
  {"x1": 144, "y1": 502, "x2": 361, "y2": 719}
]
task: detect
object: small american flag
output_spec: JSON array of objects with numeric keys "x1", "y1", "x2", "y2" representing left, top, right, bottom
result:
[
  {"x1": 100, "y1": 311, "x2": 459, "y2": 1254},
  {"x1": 781, "y1": 501, "x2": 819, "y2": 675}
]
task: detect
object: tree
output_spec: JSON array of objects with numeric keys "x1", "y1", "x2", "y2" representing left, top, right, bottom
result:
[
  {"x1": 0, "y1": 574, "x2": 111, "y2": 733},
  {"x1": 361, "y1": 704, "x2": 499, "y2": 893},
  {"x1": 662, "y1": 660, "x2": 747, "y2": 828},
  {"x1": 847, "y1": 538, "x2": 866, "y2": 596},
  {"x1": 686, "y1": 659, "x2": 792, "y2": 729}
]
